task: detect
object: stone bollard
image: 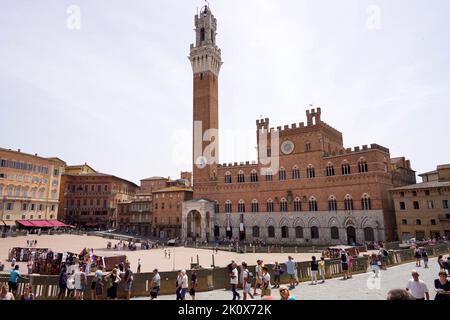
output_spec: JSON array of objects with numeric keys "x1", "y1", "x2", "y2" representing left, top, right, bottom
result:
[
  {"x1": 253, "y1": 246, "x2": 256, "y2": 254},
  {"x1": 268, "y1": 246, "x2": 270, "y2": 254},
  {"x1": 244, "y1": 245, "x2": 247, "y2": 253},
  {"x1": 295, "y1": 246, "x2": 298, "y2": 253}
]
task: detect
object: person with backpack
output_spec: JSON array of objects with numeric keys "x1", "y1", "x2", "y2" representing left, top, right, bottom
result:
[
  {"x1": 273, "y1": 262, "x2": 283, "y2": 289},
  {"x1": 241, "y1": 261, "x2": 254, "y2": 300},
  {"x1": 340, "y1": 250, "x2": 349, "y2": 280}
]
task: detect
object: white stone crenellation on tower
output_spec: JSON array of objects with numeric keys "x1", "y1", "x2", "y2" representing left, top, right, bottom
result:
[{"x1": 189, "y1": 5, "x2": 222, "y2": 76}]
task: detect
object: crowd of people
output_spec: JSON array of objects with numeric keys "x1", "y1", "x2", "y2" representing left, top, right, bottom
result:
[{"x1": 2, "y1": 239, "x2": 450, "y2": 301}]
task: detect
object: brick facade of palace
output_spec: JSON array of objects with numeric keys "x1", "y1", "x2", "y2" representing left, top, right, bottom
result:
[{"x1": 182, "y1": 6, "x2": 417, "y2": 245}]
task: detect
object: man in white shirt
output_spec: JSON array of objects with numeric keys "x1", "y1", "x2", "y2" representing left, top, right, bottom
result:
[
  {"x1": 230, "y1": 263, "x2": 240, "y2": 300},
  {"x1": 406, "y1": 270, "x2": 429, "y2": 300},
  {"x1": 180, "y1": 270, "x2": 189, "y2": 300}
]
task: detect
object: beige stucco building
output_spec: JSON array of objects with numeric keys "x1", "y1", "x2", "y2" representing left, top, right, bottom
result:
[
  {"x1": 391, "y1": 164, "x2": 450, "y2": 241},
  {"x1": 0, "y1": 148, "x2": 66, "y2": 229}
]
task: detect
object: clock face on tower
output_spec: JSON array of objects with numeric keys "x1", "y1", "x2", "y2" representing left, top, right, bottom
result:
[{"x1": 281, "y1": 140, "x2": 295, "y2": 155}]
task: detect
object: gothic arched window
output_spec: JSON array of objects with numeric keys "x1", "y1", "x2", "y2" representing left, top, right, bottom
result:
[
  {"x1": 267, "y1": 199, "x2": 274, "y2": 213},
  {"x1": 326, "y1": 163, "x2": 335, "y2": 177},
  {"x1": 250, "y1": 170, "x2": 258, "y2": 183},
  {"x1": 279, "y1": 168, "x2": 287, "y2": 181},
  {"x1": 225, "y1": 172, "x2": 232, "y2": 184},
  {"x1": 328, "y1": 196, "x2": 337, "y2": 212},
  {"x1": 237, "y1": 171, "x2": 245, "y2": 183},
  {"x1": 280, "y1": 198, "x2": 288, "y2": 212},
  {"x1": 344, "y1": 195, "x2": 354, "y2": 211},
  {"x1": 342, "y1": 161, "x2": 351, "y2": 175},
  {"x1": 309, "y1": 197, "x2": 318, "y2": 212},
  {"x1": 307, "y1": 165, "x2": 315, "y2": 179},
  {"x1": 292, "y1": 166, "x2": 300, "y2": 180},
  {"x1": 358, "y1": 158, "x2": 369, "y2": 173},
  {"x1": 238, "y1": 200, "x2": 246, "y2": 213},
  {"x1": 225, "y1": 201, "x2": 232, "y2": 213},
  {"x1": 251, "y1": 199, "x2": 259, "y2": 213},
  {"x1": 361, "y1": 194, "x2": 372, "y2": 210},
  {"x1": 294, "y1": 198, "x2": 302, "y2": 212}
]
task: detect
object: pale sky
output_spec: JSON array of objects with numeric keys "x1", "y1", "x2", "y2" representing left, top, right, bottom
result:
[{"x1": 1, "y1": 0, "x2": 449, "y2": 184}]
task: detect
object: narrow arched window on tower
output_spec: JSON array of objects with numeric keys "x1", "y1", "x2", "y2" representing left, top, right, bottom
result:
[{"x1": 200, "y1": 28, "x2": 206, "y2": 42}]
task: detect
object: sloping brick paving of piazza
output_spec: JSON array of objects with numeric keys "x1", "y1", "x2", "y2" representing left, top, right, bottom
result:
[{"x1": 134, "y1": 257, "x2": 445, "y2": 300}]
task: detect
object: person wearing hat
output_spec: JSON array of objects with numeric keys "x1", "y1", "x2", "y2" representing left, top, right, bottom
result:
[
  {"x1": 150, "y1": 268, "x2": 160, "y2": 300},
  {"x1": 406, "y1": 270, "x2": 429, "y2": 300}
]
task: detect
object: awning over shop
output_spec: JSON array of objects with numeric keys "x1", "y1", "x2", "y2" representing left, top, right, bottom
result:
[
  {"x1": 48, "y1": 220, "x2": 71, "y2": 227},
  {"x1": 16, "y1": 220, "x2": 73, "y2": 228},
  {"x1": 30, "y1": 220, "x2": 54, "y2": 228},
  {"x1": 17, "y1": 220, "x2": 34, "y2": 227},
  {"x1": 3, "y1": 221, "x2": 16, "y2": 226}
]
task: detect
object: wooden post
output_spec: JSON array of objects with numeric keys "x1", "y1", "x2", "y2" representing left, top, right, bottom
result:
[{"x1": 212, "y1": 254, "x2": 215, "y2": 268}]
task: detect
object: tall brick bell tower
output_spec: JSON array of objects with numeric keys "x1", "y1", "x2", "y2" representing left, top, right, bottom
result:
[{"x1": 189, "y1": 5, "x2": 222, "y2": 191}]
